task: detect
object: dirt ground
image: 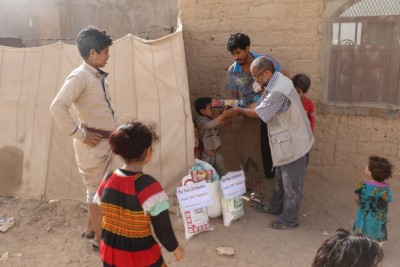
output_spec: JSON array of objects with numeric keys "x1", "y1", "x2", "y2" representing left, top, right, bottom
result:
[{"x1": 1, "y1": 174, "x2": 399, "y2": 267}]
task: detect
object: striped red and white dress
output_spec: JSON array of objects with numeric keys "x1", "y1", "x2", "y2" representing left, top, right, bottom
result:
[{"x1": 97, "y1": 169, "x2": 176, "y2": 267}]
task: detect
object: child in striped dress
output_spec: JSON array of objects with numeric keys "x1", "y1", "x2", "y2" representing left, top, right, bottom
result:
[{"x1": 95, "y1": 121, "x2": 184, "y2": 266}]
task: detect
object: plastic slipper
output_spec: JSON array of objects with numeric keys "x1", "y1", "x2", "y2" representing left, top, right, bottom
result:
[
  {"x1": 269, "y1": 221, "x2": 298, "y2": 230},
  {"x1": 248, "y1": 199, "x2": 259, "y2": 207},
  {"x1": 89, "y1": 239, "x2": 100, "y2": 249},
  {"x1": 81, "y1": 229, "x2": 95, "y2": 239},
  {"x1": 248, "y1": 192, "x2": 263, "y2": 207},
  {"x1": 250, "y1": 192, "x2": 264, "y2": 200},
  {"x1": 243, "y1": 192, "x2": 261, "y2": 207},
  {"x1": 254, "y1": 204, "x2": 281, "y2": 215}
]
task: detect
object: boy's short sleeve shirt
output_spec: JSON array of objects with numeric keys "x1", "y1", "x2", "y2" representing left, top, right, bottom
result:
[{"x1": 227, "y1": 52, "x2": 282, "y2": 104}]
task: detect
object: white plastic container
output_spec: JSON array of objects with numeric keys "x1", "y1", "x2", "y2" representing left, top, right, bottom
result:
[{"x1": 206, "y1": 180, "x2": 222, "y2": 218}]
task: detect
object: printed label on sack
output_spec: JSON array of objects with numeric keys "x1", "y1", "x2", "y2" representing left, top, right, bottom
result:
[
  {"x1": 184, "y1": 209, "x2": 211, "y2": 233},
  {"x1": 177, "y1": 181, "x2": 213, "y2": 211},
  {"x1": 220, "y1": 170, "x2": 246, "y2": 200}
]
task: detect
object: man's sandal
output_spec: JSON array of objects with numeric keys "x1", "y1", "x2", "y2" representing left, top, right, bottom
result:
[
  {"x1": 254, "y1": 204, "x2": 281, "y2": 215},
  {"x1": 248, "y1": 199, "x2": 259, "y2": 207},
  {"x1": 248, "y1": 192, "x2": 264, "y2": 207},
  {"x1": 269, "y1": 221, "x2": 298, "y2": 230}
]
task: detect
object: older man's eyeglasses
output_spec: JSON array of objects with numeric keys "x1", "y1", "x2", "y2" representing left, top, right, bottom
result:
[{"x1": 252, "y1": 69, "x2": 266, "y2": 80}]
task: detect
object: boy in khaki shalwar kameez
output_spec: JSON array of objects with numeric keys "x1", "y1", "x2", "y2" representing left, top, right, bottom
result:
[{"x1": 50, "y1": 26, "x2": 117, "y2": 248}]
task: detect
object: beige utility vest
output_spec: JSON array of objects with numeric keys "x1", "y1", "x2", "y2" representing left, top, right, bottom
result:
[{"x1": 267, "y1": 73, "x2": 314, "y2": 166}]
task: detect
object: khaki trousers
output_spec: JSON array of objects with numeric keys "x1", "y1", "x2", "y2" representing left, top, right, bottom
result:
[{"x1": 73, "y1": 139, "x2": 113, "y2": 196}]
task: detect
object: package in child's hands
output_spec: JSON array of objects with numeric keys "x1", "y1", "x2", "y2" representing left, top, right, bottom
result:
[
  {"x1": 179, "y1": 173, "x2": 214, "y2": 241},
  {"x1": 212, "y1": 98, "x2": 246, "y2": 109}
]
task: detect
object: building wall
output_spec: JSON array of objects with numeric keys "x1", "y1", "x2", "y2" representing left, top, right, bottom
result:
[
  {"x1": 1, "y1": 0, "x2": 398, "y2": 181},
  {"x1": 179, "y1": 0, "x2": 400, "y2": 181},
  {"x1": 179, "y1": 0, "x2": 322, "y2": 101},
  {"x1": 0, "y1": 0, "x2": 178, "y2": 47}
]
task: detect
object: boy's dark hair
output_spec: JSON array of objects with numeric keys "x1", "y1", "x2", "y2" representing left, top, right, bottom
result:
[
  {"x1": 292, "y1": 74, "x2": 311, "y2": 93},
  {"x1": 227, "y1": 32, "x2": 250, "y2": 53},
  {"x1": 76, "y1": 26, "x2": 113, "y2": 59},
  {"x1": 194, "y1": 97, "x2": 212, "y2": 115},
  {"x1": 312, "y1": 228, "x2": 384, "y2": 267},
  {"x1": 109, "y1": 121, "x2": 158, "y2": 163},
  {"x1": 368, "y1": 156, "x2": 393, "y2": 182}
]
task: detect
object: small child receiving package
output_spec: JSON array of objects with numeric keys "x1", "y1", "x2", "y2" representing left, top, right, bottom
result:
[{"x1": 194, "y1": 97, "x2": 231, "y2": 177}]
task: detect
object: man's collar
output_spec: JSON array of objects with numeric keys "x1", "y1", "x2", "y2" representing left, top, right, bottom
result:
[
  {"x1": 265, "y1": 72, "x2": 280, "y2": 92},
  {"x1": 232, "y1": 51, "x2": 260, "y2": 73},
  {"x1": 98, "y1": 68, "x2": 108, "y2": 78},
  {"x1": 83, "y1": 62, "x2": 108, "y2": 78}
]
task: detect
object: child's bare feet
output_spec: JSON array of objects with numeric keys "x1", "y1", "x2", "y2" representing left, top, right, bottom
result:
[{"x1": 174, "y1": 245, "x2": 184, "y2": 261}]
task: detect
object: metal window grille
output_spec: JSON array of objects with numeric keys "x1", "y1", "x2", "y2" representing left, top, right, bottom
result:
[
  {"x1": 340, "y1": 0, "x2": 400, "y2": 17},
  {"x1": 329, "y1": 0, "x2": 400, "y2": 105}
]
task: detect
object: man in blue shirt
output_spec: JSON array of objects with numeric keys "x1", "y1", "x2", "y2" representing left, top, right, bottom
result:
[
  {"x1": 226, "y1": 32, "x2": 289, "y2": 198},
  {"x1": 227, "y1": 33, "x2": 289, "y2": 103}
]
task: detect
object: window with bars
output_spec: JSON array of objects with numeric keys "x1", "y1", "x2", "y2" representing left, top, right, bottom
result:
[{"x1": 328, "y1": 0, "x2": 400, "y2": 105}]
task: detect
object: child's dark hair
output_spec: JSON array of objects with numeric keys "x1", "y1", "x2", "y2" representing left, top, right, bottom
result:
[
  {"x1": 227, "y1": 32, "x2": 250, "y2": 53},
  {"x1": 292, "y1": 73, "x2": 311, "y2": 93},
  {"x1": 76, "y1": 26, "x2": 113, "y2": 59},
  {"x1": 194, "y1": 97, "x2": 212, "y2": 115},
  {"x1": 109, "y1": 121, "x2": 158, "y2": 163},
  {"x1": 368, "y1": 156, "x2": 393, "y2": 182},
  {"x1": 312, "y1": 228, "x2": 384, "y2": 267}
]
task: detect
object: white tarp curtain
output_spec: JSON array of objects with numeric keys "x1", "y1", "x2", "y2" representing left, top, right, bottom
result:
[{"x1": 0, "y1": 21, "x2": 194, "y2": 201}]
